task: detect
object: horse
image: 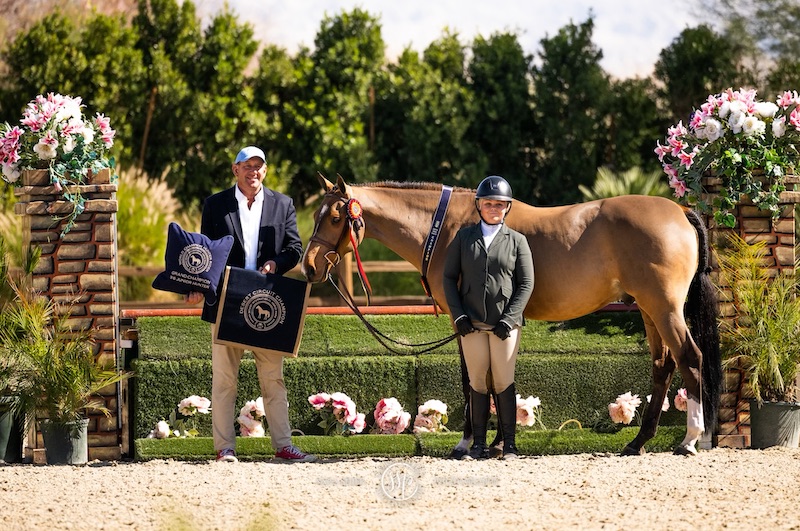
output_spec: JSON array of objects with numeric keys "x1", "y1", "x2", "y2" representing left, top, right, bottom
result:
[{"x1": 301, "y1": 174, "x2": 721, "y2": 457}]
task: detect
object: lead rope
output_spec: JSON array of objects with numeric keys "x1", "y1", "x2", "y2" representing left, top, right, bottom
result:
[{"x1": 327, "y1": 274, "x2": 458, "y2": 355}]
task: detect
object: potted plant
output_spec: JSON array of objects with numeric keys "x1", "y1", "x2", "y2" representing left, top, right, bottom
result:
[
  {"x1": 0, "y1": 237, "x2": 40, "y2": 463},
  {"x1": 0, "y1": 248, "x2": 131, "y2": 465},
  {"x1": 718, "y1": 234, "x2": 800, "y2": 448},
  {"x1": 0, "y1": 92, "x2": 117, "y2": 235},
  {"x1": 656, "y1": 88, "x2": 800, "y2": 228}
]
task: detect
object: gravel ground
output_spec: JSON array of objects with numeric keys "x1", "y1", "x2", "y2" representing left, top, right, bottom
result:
[{"x1": 1, "y1": 447, "x2": 800, "y2": 530}]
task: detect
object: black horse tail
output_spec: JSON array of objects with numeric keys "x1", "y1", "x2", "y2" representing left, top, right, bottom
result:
[{"x1": 683, "y1": 209, "x2": 721, "y2": 436}]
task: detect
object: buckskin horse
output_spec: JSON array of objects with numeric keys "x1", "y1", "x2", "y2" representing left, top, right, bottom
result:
[{"x1": 301, "y1": 174, "x2": 721, "y2": 457}]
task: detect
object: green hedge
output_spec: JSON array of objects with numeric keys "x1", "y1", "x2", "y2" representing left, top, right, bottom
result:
[{"x1": 132, "y1": 353, "x2": 685, "y2": 440}]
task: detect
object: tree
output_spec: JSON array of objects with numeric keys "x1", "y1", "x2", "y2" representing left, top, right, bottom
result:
[
  {"x1": 604, "y1": 78, "x2": 664, "y2": 173},
  {"x1": 275, "y1": 8, "x2": 385, "y2": 201},
  {"x1": 372, "y1": 45, "x2": 476, "y2": 184},
  {"x1": 465, "y1": 32, "x2": 535, "y2": 197},
  {"x1": 653, "y1": 25, "x2": 747, "y2": 123},
  {"x1": 530, "y1": 18, "x2": 610, "y2": 206}
]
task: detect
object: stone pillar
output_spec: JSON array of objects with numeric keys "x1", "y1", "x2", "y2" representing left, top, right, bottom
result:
[
  {"x1": 702, "y1": 175, "x2": 800, "y2": 448},
  {"x1": 14, "y1": 169, "x2": 123, "y2": 461}
]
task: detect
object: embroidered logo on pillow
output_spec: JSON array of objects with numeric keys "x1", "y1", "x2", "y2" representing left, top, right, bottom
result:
[{"x1": 152, "y1": 222, "x2": 234, "y2": 304}]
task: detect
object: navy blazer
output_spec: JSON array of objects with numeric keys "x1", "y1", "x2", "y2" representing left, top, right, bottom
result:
[{"x1": 200, "y1": 185, "x2": 303, "y2": 323}]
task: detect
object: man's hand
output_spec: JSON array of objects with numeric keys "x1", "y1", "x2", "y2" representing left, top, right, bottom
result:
[
  {"x1": 454, "y1": 316, "x2": 475, "y2": 337},
  {"x1": 260, "y1": 260, "x2": 277, "y2": 274},
  {"x1": 185, "y1": 292, "x2": 204, "y2": 305},
  {"x1": 492, "y1": 321, "x2": 512, "y2": 340}
]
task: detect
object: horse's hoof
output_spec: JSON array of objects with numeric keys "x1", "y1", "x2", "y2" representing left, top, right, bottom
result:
[
  {"x1": 620, "y1": 445, "x2": 645, "y2": 456},
  {"x1": 489, "y1": 445, "x2": 504, "y2": 459},
  {"x1": 448, "y1": 447, "x2": 468, "y2": 460},
  {"x1": 673, "y1": 445, "x2": 698, "y2": 456}
]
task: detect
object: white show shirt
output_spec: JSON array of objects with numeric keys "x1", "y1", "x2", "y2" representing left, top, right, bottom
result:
[
  {"x1": 480, "y1": 220, "x2": 502, "y2": 249},
  {"x1": 234, "y1": 185, "x2": 264, "y2": 270}
]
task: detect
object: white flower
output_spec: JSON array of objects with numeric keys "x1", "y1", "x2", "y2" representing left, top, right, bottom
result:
[
  {"x1": 155, "y1": 420, "x2": 171, "y2": 438},
  {"x1": 33, "y1": 138, "x2": 58, "y2": 160},
  {"x1": 54, "y1": 97, "x2": 83, "y2": 123},
  {"x1": 718, "y1": 100, "x2": 730, "y2": 118},
  {"x1": 1, "y1": 163, "x2": 20, "y2": 183},
  {"x1": 727, "y1": 110, "x2": 746, "y2": 134},
  {"x1": 773, "y1": 116, "x2": 787, "y2": 138},
  {"x1": 754, "y1": 101, "x2": 779, "y2": 119},
  {"x1": 419, "y1": 399, "x2": 447, "y2": 416},
  {"x1": 702, "y1": 118, "x2": 723, "y2": 142},
  {"x1": 742, "y1": 116, "x2": 766, "y2": 137}
]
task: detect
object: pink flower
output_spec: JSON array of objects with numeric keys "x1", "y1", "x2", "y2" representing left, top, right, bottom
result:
[
  {"x1": 178, "y1": 395, "x2": 211, "y2": 416},
  {"x1": 678, "y1": 147, "x2": 699, "y2": 169},
  {"x1": 515, "y1": 395, "x2": 541, "y2": 427},
  {"x1": 412, "y1": 414, "x2": 435, "y2": 434},
  {"x1": 669, "y1": 175, "x2": 688, "y2": 198},
  {"x1": 608, "y1": 392, "x2": 641, "y2": 424},
  {"x1": 674, "y1": 388, "x2": 688, "y2": 412},
  {"x1": 790, "y1": 108, "x2": 800, "y2": 131},
  {"x1": 374, "y1": 397, "x2": 411, "y2": 434},
  {"x1": 351, "y1": 413, "x2": 366, "y2": 433},
  {"x1": 308, "y1": 392, "x2": 331, "y2": 410}
]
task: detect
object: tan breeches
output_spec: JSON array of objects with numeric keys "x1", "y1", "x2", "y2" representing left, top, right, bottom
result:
[{"x1": 460, "y1": 328, "x2": 520, "y2": 394}]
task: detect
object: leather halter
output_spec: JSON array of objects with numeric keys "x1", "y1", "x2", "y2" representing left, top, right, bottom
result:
[{"x1": 309, "y1": 194, "x2": 370, "y2": 295}]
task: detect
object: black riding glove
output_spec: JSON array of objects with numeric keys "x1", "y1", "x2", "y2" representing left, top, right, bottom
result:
[
  {"x1": 493, "y1": 321, "x2": 512, "y2": 340},
  {"x1": 455, "y1": 316, "x2": 475, "y2": 337}
]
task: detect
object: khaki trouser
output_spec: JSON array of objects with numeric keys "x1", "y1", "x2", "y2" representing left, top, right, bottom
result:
[
  {"x1": 460, "y1": 327, "x2": 520, "y2": 394},
  {"x1": 210, "y1": 324, "x2": 292, "y2": 452}
]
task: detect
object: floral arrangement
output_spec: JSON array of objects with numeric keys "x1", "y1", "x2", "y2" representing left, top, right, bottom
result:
[
  {"x1": 308, "y1": 391, "x2": 366, "y2": 435},
  {"x1": 607, "y1": 389, "x2": 687, "y2": 426},
  {"x1": 0, "y1": 93, "x2": 116, "y2": 235},
  {"x1": 147, "y1": 395, "x2": 211, "y2": 439},
  {"x1": 371, "y1": 397, "x2": 411, "y2": 434},
  {"x1": 656, "y1": 88, "x2": 800, "y2": 228},
  {"x1": 412, "y1": 399, "x2": 449, "y2": 434},
  {"x1": 237, "y1": 397, "x2": 266, "y2": 437}
]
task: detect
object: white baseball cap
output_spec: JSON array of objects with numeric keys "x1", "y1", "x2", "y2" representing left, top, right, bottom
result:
[{"x1": 234, "y1": 146, "x2": 266, "y2": 164}]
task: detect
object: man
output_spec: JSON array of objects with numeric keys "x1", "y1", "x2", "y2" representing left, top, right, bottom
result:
[{"x1": 187, "y1": 145, "x2": 316, "y2": 463}]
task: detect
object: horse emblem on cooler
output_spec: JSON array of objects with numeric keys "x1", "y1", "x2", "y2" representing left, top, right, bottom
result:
[{"x1": 240, "y1": 289, "x2": 286, "y2": 332}]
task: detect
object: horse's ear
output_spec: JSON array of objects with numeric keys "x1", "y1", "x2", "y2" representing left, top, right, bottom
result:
[
  {"x1": 336, "y1": 174, "x2": 351, "y2": 198},
  {"x1": 317, "y1": 172, "x2": 335, "y2": 193}
]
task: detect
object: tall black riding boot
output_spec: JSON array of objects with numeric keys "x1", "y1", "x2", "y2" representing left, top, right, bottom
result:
[
  {"x1": 488, "y1": 389, "x2": 504, "y2": 458},
  {"x1": 464, "y1": 388, "x2": 490, "y2": 460},
  {"x1": 495, "y1": 383, "x2": 519, "y2": 460}
]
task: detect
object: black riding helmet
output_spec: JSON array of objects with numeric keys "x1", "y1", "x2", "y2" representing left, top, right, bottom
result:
[{"x1": 475, "y1": 175, "x2": 513, "y2": 220}]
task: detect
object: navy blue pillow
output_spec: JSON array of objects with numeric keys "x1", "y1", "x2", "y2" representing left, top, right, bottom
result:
[{"x1": 152, "y1": 222, "x2": 234, "y2": 304}]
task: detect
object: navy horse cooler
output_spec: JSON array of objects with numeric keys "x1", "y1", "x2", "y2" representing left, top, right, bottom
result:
[{"x1": 214, "y1": 267, "x2": 311, "y2": 357}]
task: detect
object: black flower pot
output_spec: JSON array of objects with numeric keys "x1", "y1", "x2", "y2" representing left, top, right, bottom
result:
[
  {"x1": 749, "y1": 399, "x2": 800, "y2": 449},
  {"x1": 40, "y1": 419, "x2": 89, "y2": 465}
]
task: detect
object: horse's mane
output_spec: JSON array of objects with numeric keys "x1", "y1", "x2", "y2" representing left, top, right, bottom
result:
[{"x1": 356, "y1": 181, "x2": 475, "y2": 192}]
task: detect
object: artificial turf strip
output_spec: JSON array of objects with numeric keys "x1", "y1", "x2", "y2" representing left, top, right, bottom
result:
[
  {"x1": 417, "y1": 426, "x2": 687, "y2": 457},
  {"x1": 134, "y1": 427, "x2": 688, "y2": 461}
]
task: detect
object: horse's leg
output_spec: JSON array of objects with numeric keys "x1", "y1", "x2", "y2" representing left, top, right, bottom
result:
[
  {"x1": 672, "y1": 332, "x2": 705, "y2": 455},
  {"x1": 621, "y1": 310, "x2": 677, "y2": 456},
  {"x1": 448, "y1": 337, "x2": 473, "y2": 459}
]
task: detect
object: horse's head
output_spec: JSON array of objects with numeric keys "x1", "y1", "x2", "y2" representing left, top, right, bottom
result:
[{"x1": 301, "y1": 173, "x2": 366, "y2": 283}]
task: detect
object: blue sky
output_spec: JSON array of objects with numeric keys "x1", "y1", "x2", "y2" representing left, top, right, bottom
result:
[{"x1": 193, "y1": 0, "x2": 702, "y2": 79}]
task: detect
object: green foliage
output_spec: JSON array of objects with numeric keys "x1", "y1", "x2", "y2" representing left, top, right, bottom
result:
[
  {"x1": 116, "y1": 167, "x2": 199, "y2": 300},
  {"x1": 605, "y1": 78, "x2": 665, "y2": 173},
  {"x1": 531, "y1": 18, "x2": 610, "y2": 206},
  {"x1": 579, "y1": 167, "x2": 672, "y2": 201},
  {"x1": 1, "y1": 274, "x2": 131, "y2": 426},
  {"x1": 466, "y1": 32, "x2": 535, "y2": 198},
  {"x1": 718, "y1": 235, "x2": 800, "y2": 403},
  {"x1": 653, "y1": 25, "x2": 746, "y2": 124}
]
